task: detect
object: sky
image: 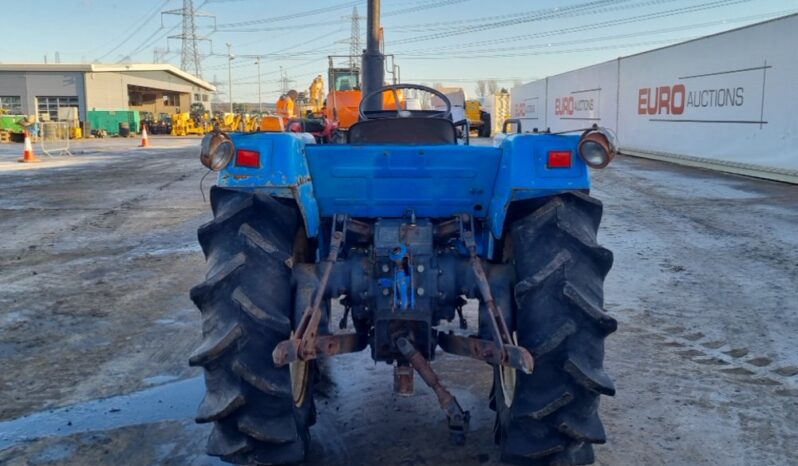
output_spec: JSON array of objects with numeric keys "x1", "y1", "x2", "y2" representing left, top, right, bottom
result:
[{"x1": 1, "y1": 0, "x2": 796, "y2": 104}]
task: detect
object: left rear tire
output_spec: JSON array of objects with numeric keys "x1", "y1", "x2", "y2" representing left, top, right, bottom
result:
[{"x1": 190, "y1": 187, "x2": 315, "y2": 465}]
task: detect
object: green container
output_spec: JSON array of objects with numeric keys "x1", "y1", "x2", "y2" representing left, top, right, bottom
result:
[
  {"x1": 0, "y1": 115, "x2": 26, "y2": 133},
  {"x1": 87, "y1": 110, "x2": 140, "y2": 135}
]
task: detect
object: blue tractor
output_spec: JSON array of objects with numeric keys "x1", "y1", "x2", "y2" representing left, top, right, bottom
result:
[{"x1": 190, "y1": 2, "x2": 617, "y2": 464}]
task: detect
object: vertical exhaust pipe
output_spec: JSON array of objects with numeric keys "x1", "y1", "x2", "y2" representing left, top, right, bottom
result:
[{"x1": 362, "y1": 0, "x2": 385, "y2": 113}]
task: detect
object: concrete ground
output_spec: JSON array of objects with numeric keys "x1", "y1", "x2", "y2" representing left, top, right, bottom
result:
[{"x1": 0, "y1": 137, "x2": 795, "y2": 466}]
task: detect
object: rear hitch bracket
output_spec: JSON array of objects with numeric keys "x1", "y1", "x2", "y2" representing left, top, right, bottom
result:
[
  {"x1": 274, "y1": 215, "x2": 368, "y2": 366},
  {"x1": 458, "y1": 214, "x2": 534, "y2": 374},
  {"x1": 396, "y1": 337, "x2": 470, "y2": 445}
]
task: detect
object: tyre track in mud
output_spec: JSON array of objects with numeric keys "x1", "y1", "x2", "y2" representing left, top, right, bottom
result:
[
  {"x1": 0, "y1": 146, "x2": 211, "y2": 421},
  {"x1": 0, "y1": 157, "x2": 205, "y2": 269},
  {"x1": 620, "y1": 316, "x2": 798, "y2": 394}
]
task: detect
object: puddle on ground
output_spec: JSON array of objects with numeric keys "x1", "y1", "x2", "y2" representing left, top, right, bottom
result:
[
  {"x1": 0, "y1": 377, "x2": 203, "y2": 451},
  {"x1": 143, "y1": 374, "x2": 181, "y2": 385}
]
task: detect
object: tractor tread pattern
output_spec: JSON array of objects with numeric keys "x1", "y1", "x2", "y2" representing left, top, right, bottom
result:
[
  {"x1": 188, "y1": 321, "x2": 243, "y2": 367},
  {"x1": 239, "y1": 223, "x2": 294, "y2": 268},
  {"x1": 207, "y1": 423, "x2": 253, "y2": 458},
  {"x1": 232, "y1": 286, "x2": 291, "y2": 334},
  {"x1": 533, "y1": 319, "x2": 577, "y2": 359},
  {"x1": 237, "y1": 411, "x2": 299, "y2": 444},
  {"x1": 231, "y1": 359, "x2": 292, "y2": 398},
  {"x1": 496, "y1": 192, "x2": 615, "y2": 465},
  {"x1": 562, "y1": 283, "x2": 618, "y2": 334},
  {"x1": 563, "y1": 354, "x2": 616, "y2": 396},
  {"x1": 190, "y1": 253, "x2": 246, "y2": 304},
  {"x1": 196, "y1": 368, "x2": 246, "y2": 423},
  {"x1": 191, "y1": 186, "x2": 310, "y2": 465}
]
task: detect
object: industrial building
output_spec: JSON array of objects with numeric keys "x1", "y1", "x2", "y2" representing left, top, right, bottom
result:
[{"x1": 0, "y1": 63, "x2": 215, "y2": 127}]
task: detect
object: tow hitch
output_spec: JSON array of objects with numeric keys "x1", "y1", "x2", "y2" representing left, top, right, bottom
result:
[{"x1": 397, "y1": 337, "x2": 470, "y2": 445}]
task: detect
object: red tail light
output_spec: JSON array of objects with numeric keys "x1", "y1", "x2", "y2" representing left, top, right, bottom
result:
[
  {"x1": 547, "y1": 150, "x2": 572, "y2": 169},
  {"x1": 236, "y1": 149, "x2": 260, "y2": 168}
]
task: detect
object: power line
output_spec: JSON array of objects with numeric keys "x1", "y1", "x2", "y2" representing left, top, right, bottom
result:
[
  {"x1": 94, "y1": 0, "x2": 171, "y2": 61},
  {"x1": 390, "y1": 0, "x2": 635, "y2": 45},
  {"x1": 398, "y1": 8, "x2": 789, "y2": 58},
  {"x1": 202, "y1": 29, "x2": 345, "y2": 72},
  {"x1": 386, "y1": 0, "x2": 677, "y2": 35},
  {"x1": 381, "y1": 0, "x2": 471, "y2": 17},
  {"x1": 215, "y1": 0, "x2": 362, "y2": 28},
  {"x1": 396, "y1": 0, "x2": 751, "y2": 53},
  {"x1": 403, "y1": 76, "x2": 534, "y2": 83},
  {"x1": 119, "y1": 0, "x2": 214, "y2": 64},
  {"x1": 404, "y1": 37, "x2": 698, "y2": 60},
  {"x1": 120, "y1": 25, "x2": 178, "y2": 61},
  {"x1": 209, "y1": 0, "x2": 470, "y2": 33}
]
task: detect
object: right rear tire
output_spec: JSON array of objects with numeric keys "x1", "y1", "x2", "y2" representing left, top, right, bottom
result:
[
  {"x1": 492, "y1": 192, "x2": 617, "y2": 465},
  {"x1": 190, "y1": 187, "x2": 314, "y2": 465}
]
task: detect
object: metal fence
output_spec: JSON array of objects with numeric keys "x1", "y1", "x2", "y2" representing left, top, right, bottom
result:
[{"x1": 40, "y1": 121, "x2": 72, "y2": 157}]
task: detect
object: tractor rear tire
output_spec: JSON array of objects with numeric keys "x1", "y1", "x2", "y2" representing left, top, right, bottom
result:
[
  {"x1": 493, "y1": 192, "x2": 617, "y2": 465},
  {"x1": 190, "y1": 187, "x2": 314, "y2": 465}
]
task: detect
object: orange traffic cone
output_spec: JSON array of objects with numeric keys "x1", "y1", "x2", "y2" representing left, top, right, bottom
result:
[
  {"x1": 140, "y1": 126, "x2": 150, "y2": 147},
  {"x1": 18, "y1": 130, "x2": 40, "y2": 163}
]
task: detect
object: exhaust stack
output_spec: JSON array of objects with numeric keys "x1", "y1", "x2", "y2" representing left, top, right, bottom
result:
[{"x1": 361, "y1": 0, "x2": 385, "y2": 112}]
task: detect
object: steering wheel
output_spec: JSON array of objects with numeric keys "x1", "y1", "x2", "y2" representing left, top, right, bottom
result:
[{"x1": 359, "y1": 84, "x2": 452, "y2": 120}]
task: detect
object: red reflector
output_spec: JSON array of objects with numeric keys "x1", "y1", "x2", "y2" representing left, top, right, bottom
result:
[
  {"x1": 236, "y1": 149, "x2": 260, "y2": 168},
  {"x1": 547, "y1": 150, "x2": 572, "y2": 168}
]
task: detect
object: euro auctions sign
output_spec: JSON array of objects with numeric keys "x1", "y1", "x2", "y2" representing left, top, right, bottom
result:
[
  {"x1": 513, "y1": 97, "x2": 539, "y2": 119},
  {"x1": 554, "y1": 89, "x2": 600, "y2": 120},
  {"x1": 522, "y1": 13, "x2": 798, "y2": 176},
  {"x1": 635, "y1": 64, "x2": 768, "y2": 126},
  {"x1": 616, "y1": 25, "x2": 798, "y2": 173}
]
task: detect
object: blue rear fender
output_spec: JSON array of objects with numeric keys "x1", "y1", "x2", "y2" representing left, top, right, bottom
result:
[
  {"x1": 218, "y1": 133, "x2": 320, "y2": 237},
  {"x1": 217, "y1": 132, "x2": 590, "y2": 241},
  {"x1": 489, "y1": 133, "x2": 590, "y2": 238}
]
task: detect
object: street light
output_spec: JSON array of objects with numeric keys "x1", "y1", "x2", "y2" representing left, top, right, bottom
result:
[
  {"x1": 255, "y1": 57, "x2": 262, "y2": 114},
  {"x1": 226, "y1": 42, "x2": 235, "y2": 114}
]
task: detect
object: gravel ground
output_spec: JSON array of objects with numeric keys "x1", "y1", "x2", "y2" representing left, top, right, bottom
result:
[{"x1": 0, "y1": 138, "x2": 795, "y2": 466}]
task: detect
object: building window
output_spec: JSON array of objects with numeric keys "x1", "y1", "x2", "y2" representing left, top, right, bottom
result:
[
  {"x1": 0, "y1": 96, "x2": 22, "y2": 114},
  {"x1": 36, "y1": 96, "x2": 79, "y2": 121},
  {"x1": 163, "y1": 94, "x2": 179, "y2": 107},
  {"x1": 202, "y1": 94, "x2": 209, "y2": 102},
  {"x1": 194, "y1": 93, "x2": 200, "y2": 101}
]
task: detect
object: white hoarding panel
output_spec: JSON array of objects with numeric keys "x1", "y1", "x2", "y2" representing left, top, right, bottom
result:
[
  {"x1": 618, "y1": 15, "x2": 798, "y2": 173},
  {"x1": 546, "y1": 60, "x2": 619, "y2": 134},
  {"x1": 510, "y1": 79, "x2": 547, "y2": 131}
]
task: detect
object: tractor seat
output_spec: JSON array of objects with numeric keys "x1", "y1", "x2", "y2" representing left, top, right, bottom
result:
[{"x1": 347, "y1": 117, "x2": 457, "y2": 145}]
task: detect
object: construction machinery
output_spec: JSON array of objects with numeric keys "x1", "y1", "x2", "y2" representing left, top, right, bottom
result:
[
  {"x1": 171, "y1": 112, "x2": 208, "y2": 136},
  {"x1": 142, "y1": 112, "x2": 173, "y2": 135},
  {"x1": 325, "y1": 54, "x2": 403, "y2": 134},
  {"x1": 325, "y1": 56, "x2": 362, "y2": 130},
  {"x1": 433, "y1": 87, "x2": 491, "y2": 138},
  {"x1": 275, "y1": 94, "x2": 295, "y2": 124},
  {"x1": 309, "y1": 74, "x2": 325, "y2": 111},
  {"x1": 191, "y1": 1, "x2": 617, "y2": 465},
  {"x1": 274, "y1": 78, "x2": 338, "y2": 143},
  {"x1": 173, "y1": 104, "x2": 211, "y2": 136},
  {"x1": 466, "y1": 99, "x2": 491, "y2": 138}
]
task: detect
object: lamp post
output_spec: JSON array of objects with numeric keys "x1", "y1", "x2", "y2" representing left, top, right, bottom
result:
[
  {"x1": 226, "y1": 42, "x2": 234, "y2": 114},
  {"x1": 256, "y1": 57, "x2": 262, "y2": 114}
]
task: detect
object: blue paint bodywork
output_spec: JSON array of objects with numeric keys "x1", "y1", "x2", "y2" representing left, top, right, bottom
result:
[{"x1": 218, "y1": 132, "x2": 590, "y2": 246}]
